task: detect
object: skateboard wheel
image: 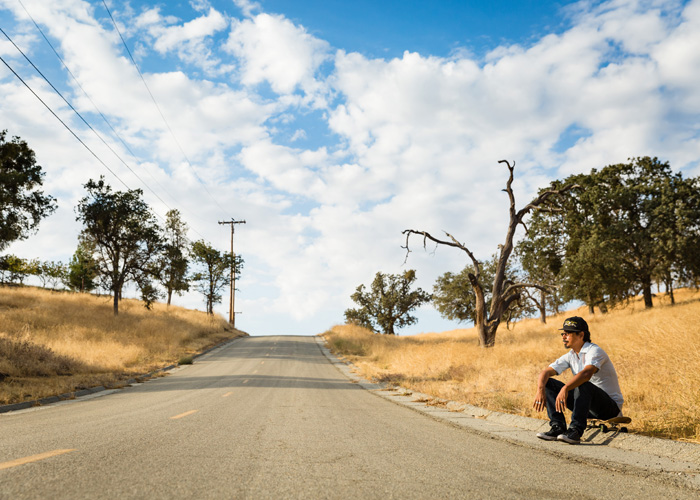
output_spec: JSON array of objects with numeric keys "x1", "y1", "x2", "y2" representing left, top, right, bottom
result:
[
  {"x1": 621, "y1": 427, "x2": 628, "y2": 433},
  {"x1": 600, "y1": 424, "x2": 609, "y2": 433}
]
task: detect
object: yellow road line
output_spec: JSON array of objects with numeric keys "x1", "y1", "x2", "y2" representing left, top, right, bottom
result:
[
  {"x1": 0, "y1": 449, "x2": 76, "y2": 471},
  {"x1": 170, "y1": 410, "x2": 198, "y2": 420},
  {"x1": 222, "y1": 392, "x2": 233, "y2": 398}
]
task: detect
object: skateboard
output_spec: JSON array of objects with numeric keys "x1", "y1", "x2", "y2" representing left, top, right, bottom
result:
[{"x1": 587, "y1": 416, "x2": 631, "y2": 433}]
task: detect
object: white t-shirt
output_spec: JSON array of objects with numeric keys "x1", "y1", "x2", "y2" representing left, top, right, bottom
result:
[{"x1": 549, "y1": 342, "x2": 624, "y2": 408}]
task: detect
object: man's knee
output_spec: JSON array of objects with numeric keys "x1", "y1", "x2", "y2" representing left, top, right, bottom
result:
[
  {"x1": 574, "y1": 382, "x2": 594, "y2": 397},
  {"x1": 545, "y1": 378, "x2": 564, "y2": 393},
  {"x1": 571, "y1": 383, "x2": 594, "y2": 410}
]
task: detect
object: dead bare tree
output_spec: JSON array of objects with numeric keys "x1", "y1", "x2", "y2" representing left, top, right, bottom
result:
[{"x1": 403, "y1": 160, "x2": 576, "y2": 347}]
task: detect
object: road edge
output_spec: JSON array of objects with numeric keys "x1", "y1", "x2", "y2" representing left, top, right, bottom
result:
[
  {"x1": 0, "y1": 335, "x2": 245, "y2": 415},
  {"x1": 314, "y1": 334, "x2": 700, "y2": 491}
]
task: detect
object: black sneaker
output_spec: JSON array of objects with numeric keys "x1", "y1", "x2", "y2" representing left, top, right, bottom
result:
[
  {"x1": 536, "y1": 427, "x2": 565, "y2": 441},
  {"x1": 557, "y1": 428, "x2": 582, "y2": 444}
]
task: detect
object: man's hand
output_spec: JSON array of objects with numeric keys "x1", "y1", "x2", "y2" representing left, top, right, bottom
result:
[
  {"x1": 556, "y1": 386, "x2": 569, "y2": 413},
  {"x1": 534, "y1": 366, "x2": 557, "y2": 412},
  {"x1": 533, "y1": 389, "x2": 546, "y2": 412}
]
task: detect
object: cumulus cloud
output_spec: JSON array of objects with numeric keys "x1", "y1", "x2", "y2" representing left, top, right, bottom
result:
[
  {"x1": 148, "y1": 9, "x2": 227, "y2": 53},
  {"x1": 134, "y1": 6, "x2": 232, "y2": 75},
  {"x1": 232, "y1": 0, "x2": 262, "y2": 18},
  {"x1": 225, "y1": 12, "x2": 330, "y2": 100}
]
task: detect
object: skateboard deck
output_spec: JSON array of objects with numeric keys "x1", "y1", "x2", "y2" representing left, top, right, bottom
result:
[{"x1": 587, "y1": 416, "x2": 631, "y2": 433}]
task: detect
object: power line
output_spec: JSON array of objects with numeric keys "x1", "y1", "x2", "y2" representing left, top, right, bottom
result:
[
  {"x1": 1, "y1": 19, "x2": 208, "y2": 240},
  {"x1": 3, "y1": 6, "x2": 232, "y2": 243},
  {"x1": 0, "y1": 52, "x2": 131, "y2": 190},
  {"x1": 0, "y1": 25, "x2": 173, "y2": 213},
  {"x1": 17, "y1": 0, "x2": 182, "y2": 211},
  {"x1": 100, "y1": 0, "x2": 233, "y2": 219}
]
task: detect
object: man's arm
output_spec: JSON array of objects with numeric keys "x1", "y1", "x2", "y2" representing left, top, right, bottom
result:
[
  {"x1": 554, "y1": 364, "x2": 599, "y2": 412},
  {"x1": 533, "y1": 367, "x2": 557, "y2": 412}
]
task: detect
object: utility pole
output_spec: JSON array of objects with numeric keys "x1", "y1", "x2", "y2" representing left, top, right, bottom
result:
[{"x1": 218, "y1": 219, "x2": 246, "y2": 327}]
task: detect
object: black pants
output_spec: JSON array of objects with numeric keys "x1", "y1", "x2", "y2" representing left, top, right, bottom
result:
[{"x1": 545, "y1": 378, "x2": 621, "y2": 433}]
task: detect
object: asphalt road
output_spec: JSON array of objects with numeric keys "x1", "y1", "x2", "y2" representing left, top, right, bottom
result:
[{"x1": 0, "y1": 335, "x2": 695, "y2": 499}]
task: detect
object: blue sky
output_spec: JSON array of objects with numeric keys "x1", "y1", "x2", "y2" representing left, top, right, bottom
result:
[
  {"x1": 1, "y1": 0, "x2": 699, "y2": 336},
  {"x1": 255, "y1": 0, "x2": 577, "y2": 58}
]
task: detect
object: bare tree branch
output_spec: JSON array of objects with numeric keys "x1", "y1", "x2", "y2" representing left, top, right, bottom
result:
[
  {"x1": 499, "y1": 159, "x2": 517, "y2": 221},
  {"x1": 402, "y1": 229, "x2": 481, "y2": 272},
  {"x1": 403, "y1": 160, "x2": 578, "y2": 347},
  {"x1": 517, "y1": 184, "x2": 580, "y2": 221}
]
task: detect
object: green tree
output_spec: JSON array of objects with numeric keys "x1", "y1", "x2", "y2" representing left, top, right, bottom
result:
[
  {"x1": 0, "y1": 254, "x2": 28, "y2": 284},
  {"x1": 76, "y1": 177, "x2": 162, "y2": 314},
  {"x1": 39, "y1": 260, "x2": 67, "y2": 290},
  {"x1": 515, "y1": 210, "x2": 569, "y2": 322},
  {"x1": 190, "y1": 240, "x2": 243, "y2": 315},
  {"x1": 38, "y1": 261, "x2": 67, "y2": 289},
  {"x1": 25, "y1": 258, "x2": 41, "y2": 283},
  {"x1": 67, "y1": 239, "x2": 99, "y2": 292},
  {"x1": 651, "y1": 172, "x2": 700, "y2": 304},
  {"x1": 676, "y1": 176, "x2": 700, "y2": 290},
  {"x1": 543, "y1": 157, "x2": 699, "y2": 310},
  {"x1": 158, "y1": 209, "x2": 190, "y2": 306},
  {"x1": 0, "y1": 130, "x2": 57, "y2": 251},
  {"x1": 433, "y1": 254, "x2": 531, "y2": 326},
  {"x1": 344, "y1": 270, "x2": 431, "y2": 335}
]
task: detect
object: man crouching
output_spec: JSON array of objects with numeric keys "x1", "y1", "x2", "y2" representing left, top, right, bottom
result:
[{"x1": 533, "y1": 316, "x2": 624, "y2": 444}]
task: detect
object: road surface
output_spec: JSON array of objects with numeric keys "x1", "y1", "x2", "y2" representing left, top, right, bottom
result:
[{"x1": 0, "y1": 336, "x2": 695, "y2": 499}]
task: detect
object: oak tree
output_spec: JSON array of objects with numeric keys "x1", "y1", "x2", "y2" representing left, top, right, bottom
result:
[
  {"x1": 158, "y1": 209, "x2": 190, "y2": 305},
  {"x1": 190, "y1": 240, "x2": 243, "y2": 315},
  {"x1": 433, "y1": 254, "x2": 529, "y2": 326},
  {"x1": 539, "y1": 157, "x2": 700, "y2": 310},
  {"x1": 76, "y1": 177, "x2": 162, "y2": 315},
  {"x1": 344, "y1": 270, "x2": 431, "y2": 335},
  {"x1": 0, "y1": 130, "x2": 56, "y2": 250},
  {"x1": 67, "y1": 239, "x2": 99, "y2": 292}
]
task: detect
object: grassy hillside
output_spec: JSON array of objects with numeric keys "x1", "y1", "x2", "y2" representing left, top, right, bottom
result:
[
  {"x1": 324, "y1": 288, "x2": 700, "y2": 443},
  {"x1": 0, "y1": 286, "x2": 247, "y2": 405}
]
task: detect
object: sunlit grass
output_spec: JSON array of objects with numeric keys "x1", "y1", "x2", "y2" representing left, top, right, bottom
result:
[
  {"x1": 324, "y1": 288, "x2": 700, "y2": 442},
  {"x1": 0, "y1": 285, "x2": 247, "y2": 404}
]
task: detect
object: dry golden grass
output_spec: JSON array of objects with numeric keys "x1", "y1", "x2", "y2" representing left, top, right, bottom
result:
[
  {"x1": 0, "y1": 285, "x2": 247, "y2": 405},
  {"x1": 324, "y1": 288, "x2": 700, "y2": 443}
]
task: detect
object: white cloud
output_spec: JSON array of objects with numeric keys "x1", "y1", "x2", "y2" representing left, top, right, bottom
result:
[
  {"x1": 232, "y1": 0, "x2": 261, "y2": 18},
  {"x1": 134, "y1": 7, "x2": 231, "y2": 75},
  {"x1": 150, "y1": 9, "x2": 227, "y2": 53},
  {"x1": 290, "y1": 129, "x2": 306, "y2": 142},
  {"x1": 225, "y1": 12, "x2": 330, "y2": 99},
  {"x1": 653, "y1": 0, "x2": 700, "y2": 108}
]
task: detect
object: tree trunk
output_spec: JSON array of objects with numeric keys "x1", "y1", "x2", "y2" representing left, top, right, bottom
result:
[
  {"x1": 402, "y1": 160, "x2": 577, "y2": 348},
  {"x1": 469, "y1": 274, "x2": 490, "y2": 346},
  {"x1": 666, "y1": 279, "x2": 675, "y2": 305},
  {"x1": 208, "y1": 275, "x2": 214, "y2": 314},
  {"x1": 538, "y1": 289, "x2": 547, "y2": 324},
  {"x1": 482, "y1": 320, "x2": 498, "y2": 347},
  {"x1": 167, "y1": 288, "x2": 173, "y2": 306},
  {"x1": 599, "y1": 302, "x2": 608, "y2": 314},
  {"x1": 642, "y1": 278, "x2": 654, "y2": 308}
]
